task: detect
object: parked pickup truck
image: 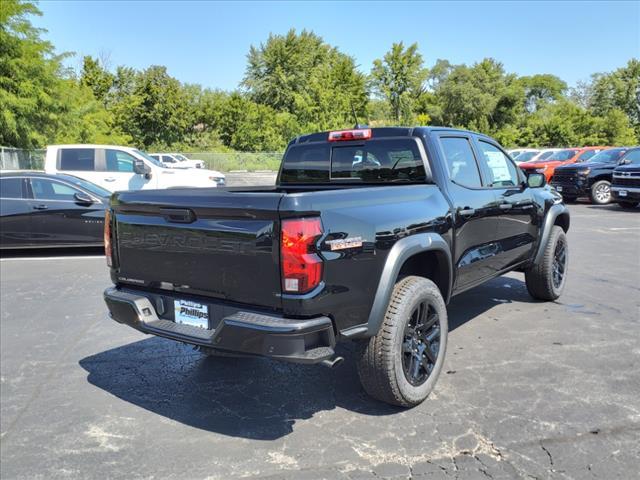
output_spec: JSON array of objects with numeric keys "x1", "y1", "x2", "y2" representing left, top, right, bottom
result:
[
  {"x1": 103, "y1": 127, "x2": 570, "y2": 407},
  {"x1": 44, "y1": 144, "x2": 225, "y2": 192}
]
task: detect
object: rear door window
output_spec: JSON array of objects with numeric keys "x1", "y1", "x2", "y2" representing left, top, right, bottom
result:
[
  {"x1": 0, "y1": 178, "x2": 24, "y2": 198},
  {"x1": 577, "y1": 150, "x2": 599, "y2": 162},
  {"x1": 549, "y1": 149, "x2": 578, "y2": 161},
  {"x1": 59, "y1": 149, "x2": 96, "y2": 171},
  {"x1": 439, "y1": 137, "x2": 482, "y2": 188}
]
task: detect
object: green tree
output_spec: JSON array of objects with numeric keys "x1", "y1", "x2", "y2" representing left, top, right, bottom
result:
[
  {"x1": 518, "y1": 100, "x2": 635, "y2": 147},
  {"x1": 519, "y1": 74, "x2": 567, "y2": 112},
  {"x1": 588, "y1": 59, "x2": 640, "y2": 140},
  {"x1": 53, "y1": 79, "x2": 130, "y2": 144},
  {"x1": 242, "y1": 29, "x2": 367, "y2": 130},
  {"x1": 0, "y1": 0, "x2": 63, "y2": 147},
  {"x1": 217, "y1": 92, "x2": 297, "y2": 151},
  {"x1": 370, "y1": 42, "x2": 428, "y2": 123},
  {"x1": 80, "y1": 55, "x2": 114, "y2": 106},
  {"x1": 113, "y1": 66, "x2": 193, "y2": 148},
  {"x1": 435, "y1": 58, "x2": 523, "y2": 133}
]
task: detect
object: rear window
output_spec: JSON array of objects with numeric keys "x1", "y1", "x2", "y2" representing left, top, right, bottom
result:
[
  {"x1": 280, "y1": 139, "x2": 427, "y2": 184},
  {"x1": 59, "y1": 148, "x2": 96, "y2": 171},
  {"x1": 280, "y1": 144, "x2": 330, "y2": 183}
]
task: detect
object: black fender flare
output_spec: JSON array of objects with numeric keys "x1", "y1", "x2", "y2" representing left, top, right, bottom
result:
[
  {"x1": 533, "y1": 203, "x2": 570, "y2": 265},
  {"x1": 340, "y1": 233, "x2": 452, "y2": 339}
]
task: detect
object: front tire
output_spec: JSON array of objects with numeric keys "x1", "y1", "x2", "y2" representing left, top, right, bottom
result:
[
  {"x1": 525, "y1": 226, "x2": 568, "y2": 301},
  {"x1": 356, "y1": 276, "x2": 448, "y2": 407},
  {"x1": 590, "y1": 180, "x2": 612, "y2": 204}
]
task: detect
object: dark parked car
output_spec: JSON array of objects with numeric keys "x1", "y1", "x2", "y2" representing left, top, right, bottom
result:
[
  {"x1": 103, "y1": 127, "x2": 569, "y2": 407},
  {"x1": 611, "y1": 147, "x2": 640, "y2": 209},
  {"x1": 0, "y1": 172, "x2": 110, "y2": 249},
  {"x1": 551, "y1": 147, "x2": 631, "y2": 204}
]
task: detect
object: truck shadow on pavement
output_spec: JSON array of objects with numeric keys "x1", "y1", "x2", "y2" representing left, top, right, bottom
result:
[{"x1": 79, "y1": 276, "x2": 534, "y2": 440}]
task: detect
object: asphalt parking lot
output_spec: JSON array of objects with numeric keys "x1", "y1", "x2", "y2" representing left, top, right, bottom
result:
[{"x1": 1, "y1": 202, "x2": 639, "y2": 480}]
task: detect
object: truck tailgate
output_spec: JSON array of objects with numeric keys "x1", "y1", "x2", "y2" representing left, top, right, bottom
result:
[{"x1": 111, "y1": 188, "x2": 284, "y2": 309}]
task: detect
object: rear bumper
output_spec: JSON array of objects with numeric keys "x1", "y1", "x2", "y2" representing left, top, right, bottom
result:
[{"x1": 104, "y1": 287, "x2": 336, "y2": 364}]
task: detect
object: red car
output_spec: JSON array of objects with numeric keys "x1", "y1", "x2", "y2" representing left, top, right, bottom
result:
[{"x1": 520, "y1": 146, "x2": 609, "y2": 182}]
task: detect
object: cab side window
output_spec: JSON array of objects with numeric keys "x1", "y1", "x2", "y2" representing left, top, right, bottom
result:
[
  {"x1": 59, "y1": 149, "x2": 96, "y2": 171},
  {"x1": 105, "y1": 150, "x2": 136, "y2": 172},
  {"x1": 439, "y1": 137, "x2": 482, "y2": 188},
  {"x1": 476, "y1": 141, "x2": 520, "y2": 187}
]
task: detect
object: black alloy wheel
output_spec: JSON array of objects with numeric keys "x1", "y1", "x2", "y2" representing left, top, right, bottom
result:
[
  {"x1": 402, "y1": 301, "x2": 440, "y2": 386},
  {"x1": 552, "y1": 237, "x2": 567, "y2": 289}
]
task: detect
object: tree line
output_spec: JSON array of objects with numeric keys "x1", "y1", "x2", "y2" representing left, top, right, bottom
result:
[{"x1": 2, "y1": 0, "x2": 639, "y2": 153}]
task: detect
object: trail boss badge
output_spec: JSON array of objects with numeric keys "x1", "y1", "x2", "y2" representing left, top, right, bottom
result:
[{"x1": 325, "y1": 236, "x2": 363, "y2": 251}]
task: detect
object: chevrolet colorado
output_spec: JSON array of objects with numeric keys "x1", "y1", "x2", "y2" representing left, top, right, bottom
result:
[{"x1": 103, "y1": 127, "x2": 570, "y2": 407}]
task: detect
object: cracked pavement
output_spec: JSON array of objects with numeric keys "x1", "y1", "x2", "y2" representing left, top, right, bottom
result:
[{"x1": 1, "y1": 203, "x2": 639, "y2": 479}]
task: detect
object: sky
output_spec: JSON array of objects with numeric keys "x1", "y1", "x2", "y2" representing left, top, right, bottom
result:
[{"x1": 35, "y1": 1, "x2": 640, "y2": 90}]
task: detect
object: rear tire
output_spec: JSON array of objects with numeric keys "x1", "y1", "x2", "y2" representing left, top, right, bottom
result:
[
  {"x1": 562, "y1": 195, "x2": 577, "y2": 203},
  {"x1": 356, "y1": 276, "x2": 448, "y2": 407},
  {"x1": 618, "y1": 201, "x2": 639, "y2": 209},
  {"x1": 525, "y1": 226, "x2": 568, "y2": 301},
  {"x1": 590, "y1": 180, "x2": 611, "y2": 204}
]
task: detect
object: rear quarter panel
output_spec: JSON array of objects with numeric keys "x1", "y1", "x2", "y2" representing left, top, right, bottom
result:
[{"x1": 279, "y1": 185, "x2": 451, "y2": 333}]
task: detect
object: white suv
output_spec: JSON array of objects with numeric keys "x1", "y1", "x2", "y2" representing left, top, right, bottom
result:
[
  {"x1": 44, "y1": 145, "x2": 226, "y2": 192},
  {"x1": 149, "y1": 153, "x2": 206, "y2": 169}
]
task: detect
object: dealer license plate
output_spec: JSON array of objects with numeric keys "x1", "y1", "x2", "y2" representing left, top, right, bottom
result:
[
  {"x1": 619, "y1": 190, "x2": 628, "y2": 197},
  {"x1": 556, "y1": 186, "x2": 563, "y2": 192},
  {"x1": 174, "y1": 300, "x2": 209, "y2": 329}
]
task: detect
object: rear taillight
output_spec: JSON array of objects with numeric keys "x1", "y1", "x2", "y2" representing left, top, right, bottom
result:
[
  {"x1": 281, "y1": 218, "x2": 323, "y2": 293},
  {"x1": 104, "y1": 209, "x2": 112, "y2": 267},
  {"x1": 328, "y1": 128, "x2": 372, "y2": 142}
]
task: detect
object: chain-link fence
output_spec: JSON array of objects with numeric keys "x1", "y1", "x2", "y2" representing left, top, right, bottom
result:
[
  {"x1": 182, "y1": 152, "x2": 283, "y2": 172},
  {"x1": 0, "y1": 147, "x2": 46, "y2": 170},
  {"x1": 0, "y1": 147, "x2": 283, "y2": 172}
]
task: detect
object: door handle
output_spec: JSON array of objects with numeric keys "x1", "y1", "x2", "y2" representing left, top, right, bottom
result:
[
  {"x1": 499, "y1": 203, "x2": 513, "y2": 210},
  {"x1": 32, "y1": 204, "x2": 48, "y2": 210},
  {"x1": 458, "y1": 208, "x2": 476, "y2": 217},
  {"x1": 104, "y1": 177, "x2": 116, "y2": 182}
]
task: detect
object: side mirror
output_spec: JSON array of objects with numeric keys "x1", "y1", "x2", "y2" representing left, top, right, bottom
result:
[
  {"x1": 618, "y1": 158, "x2": 630, "y2": 165},
  {"x1": 74, "y1": 191, "x2": 94, "y2": 204},
  {"x1": 527, "y1": 172, "x2": 546, "y2": 188},
  {"x1": 133, "y1": 159, "x2": 150, "y2": 175}
]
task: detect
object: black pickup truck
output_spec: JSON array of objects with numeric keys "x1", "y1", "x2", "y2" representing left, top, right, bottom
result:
[
  {"x1": 550, "y1": 147, "x2": 630, "y2": 204},
  {"x1": 103, "y1": 127, "x2": 570, "y2": 407},
  {"x1": 611, "y1": 147, "x2": 640, "y2": 209}
]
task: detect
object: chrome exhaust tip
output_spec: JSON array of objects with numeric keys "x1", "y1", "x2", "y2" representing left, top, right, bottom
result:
[{"x1": 320, "y1": 356, "x2": 344, "y2": 369}]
